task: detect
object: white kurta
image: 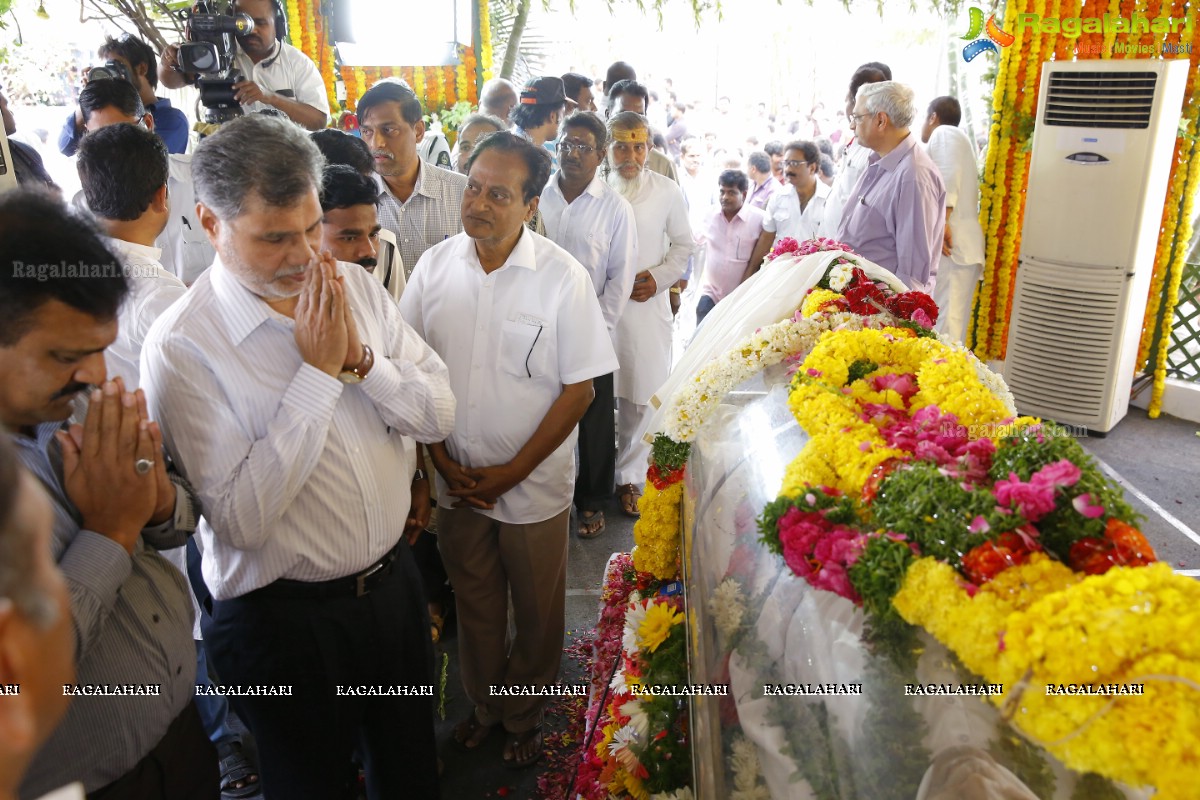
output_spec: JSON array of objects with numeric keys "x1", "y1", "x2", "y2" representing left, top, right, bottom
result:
[
  {"x1": 613, "y1": 170, "x2": 695, "y2": 404},
  {"x1": 925, "y1": 124, "x2": 986, "y2": 342}
]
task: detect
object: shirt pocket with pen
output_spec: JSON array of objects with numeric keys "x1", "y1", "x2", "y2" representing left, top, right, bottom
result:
[{"x1": 499, "y1": 315, "x2": 550, "y2": 379}]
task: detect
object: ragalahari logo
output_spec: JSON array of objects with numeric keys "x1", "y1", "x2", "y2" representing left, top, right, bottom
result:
[{"x1": 961, "y1": 7, "x2": 1016, "y2": 61}]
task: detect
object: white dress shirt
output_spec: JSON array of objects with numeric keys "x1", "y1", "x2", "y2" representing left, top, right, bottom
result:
[
  {"x1": 539, "y1": 171, "x2": 639, "y2": 338},
  {"x1": 156, "y1": 154, "x2": 214, "y2": 286},
  {"x1": 375, "y1": 160, "x2": 468, "y2": 280},
  {"x1": 822, "y1": 139, "x2": 873, "y2": 234},
  {"x1": 232, "y1": 39, "x2": 330, "y2": 120},
  {"x1": 400, "y1": 228, "x2": 618, "y2": 525},
  {"x1": 612, "y1": 171, "x2": 695, "y2": 404},
  {"x1": 141, "y1": 258, "x2": 455, "y2": 599},
  {"x1": 762, "y1": 180, "x2": 830, "y2": 242},
  {"x1": 925, "y1": 124, "x2": 986, "y2": 268},
  {"x1": 104, "y1": 238, "x2": 187, "y2": 389}
]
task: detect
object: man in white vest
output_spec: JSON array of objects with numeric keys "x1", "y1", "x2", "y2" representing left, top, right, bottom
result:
[
  {"x1": 607, "y1": 111, "x2": 694, "y2": 517},
  {"x1": 922, "y1": 96, "x2": 985, "y2": 342}
]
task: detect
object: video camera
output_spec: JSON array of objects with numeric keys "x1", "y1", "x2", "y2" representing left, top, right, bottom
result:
[
  {"x1": 87, "y1": 60, "x2": 136, "y2": 85},
  {"x1": 176, "y1": 0, "x2": 254, "y2": 125}
]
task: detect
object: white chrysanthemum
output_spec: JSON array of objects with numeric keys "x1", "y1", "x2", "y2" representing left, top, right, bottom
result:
[
  {"x1": 622, "y1": 601, "x2": 648, "y2": 655},
  {"x1": 729, "y1": 734, "x2": 771, "y2": 800},
  {"x1": 651, "y1": 788, "x2": 695, "y2": 800},
  {"x1": 609, "y1": 667, "x2": 628, "y2": 694},
  {"x1": 827, "y1": 263, "x2": 855, "y2": 291},
  {"x1": 708, "y1": 578, "x2": 746, "y2": 641}
]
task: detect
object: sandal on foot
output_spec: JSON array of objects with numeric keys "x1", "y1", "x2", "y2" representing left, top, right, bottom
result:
[
  {"x1": 452, "y1": 711, "x2": 496, "y2": 751},
  {"x1": 502, "y1": 725, "x2": 543, "y2": 769},
  {"x1": 617, "y1": 484, "x2": 641, "y2": 518},
  {"x1": 217, "y1": 741, "x2": 260, "y2": 798},
  {"x1": 577, "y1": 509, "x2": 606, "y2": 539}
]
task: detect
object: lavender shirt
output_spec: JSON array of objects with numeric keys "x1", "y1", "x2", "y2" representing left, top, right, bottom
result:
[{"x1": 835, "y1": 134, "x2": 946, "y2": 289}]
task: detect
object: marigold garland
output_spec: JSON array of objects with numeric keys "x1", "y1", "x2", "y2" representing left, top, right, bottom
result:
[{"x1": 893, "y1": 558, "x2": 1200, "y2": 797}]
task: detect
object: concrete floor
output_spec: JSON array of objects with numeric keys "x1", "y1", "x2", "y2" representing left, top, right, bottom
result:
[{"x1": 1076, "y1": 408, "x2": 1200, "y2": 571}]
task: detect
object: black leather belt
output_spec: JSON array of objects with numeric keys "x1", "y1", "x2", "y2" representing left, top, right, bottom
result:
[{"x1": 257, "y1": 539, "x2": 404, "y2": 600}]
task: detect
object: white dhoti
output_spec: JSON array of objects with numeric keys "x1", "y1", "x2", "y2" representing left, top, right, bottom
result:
[
  {"x1": 932, "y1": 253, "x2": 983, "y2": 344},
  {"x1": 614, "y1": 292, "x2": 674, "y2": 489}
]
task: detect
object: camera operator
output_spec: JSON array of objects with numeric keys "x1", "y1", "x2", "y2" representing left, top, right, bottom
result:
[
  {"x1": 158, "y1": 0, "x2": 328, "y2": 131},
  {"x1": 59, "y1": 34, "x2": 190, "y2": 156}
]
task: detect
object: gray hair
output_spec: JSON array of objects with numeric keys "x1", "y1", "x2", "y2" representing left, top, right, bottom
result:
[
  {"x1": 458, "y1": 112, "x2": 506, "y2": 135},
  {"x1": 856, "y1": 81, "x2": 916, "y2": 130},
  {"x1": 192, "y1": 114, "x2": 326, "y2": 220},
  {"x1": 606, "y1": 110, "x2": 651, "y2": 141},
  {"x1": 0, "y1": 441, "x2": 59, "y2": 628}
]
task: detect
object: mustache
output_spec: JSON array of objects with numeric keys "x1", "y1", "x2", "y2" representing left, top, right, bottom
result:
[
  {"x1": 52, "y1": 381, "x2": 92, "y2": 401},
  {"x1": 357, "y1": 257, "x2": 378, "y2": 269},
  {"x1": 372, "y1": 151, "x2": 393, "y2": 160},
  {"x1": 273, "y1": 265, "x2": 306, "y2": 280}
]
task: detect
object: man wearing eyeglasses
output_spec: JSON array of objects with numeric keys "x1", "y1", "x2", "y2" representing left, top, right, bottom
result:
[
  {"x1": 358, "y1": 78, "x2": 468, "y2": 282},
  {"x1": 744, "y1": 140, "x2": 829, "y2": 278},
  {"x1": 822, "y1": 65, "x2": 890, "y2": 236},
  {"x1": 539, "y1": 111, "x2": 638, "y2": 539},
  {"x1": 836, "y1": 81, "x2": 946, "y2": 292},
  {"x1": 400, "y1": 132, "x2": 616, "y2": 767}
]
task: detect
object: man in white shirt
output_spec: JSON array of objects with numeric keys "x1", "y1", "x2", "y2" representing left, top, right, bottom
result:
[
  {"x1": 159, "y1": 0, "x2": 329, "y2": 130},
  {"x1": 922, "y1": 96, "x2": 986, "y2": 342},
  {"x1": 359, "y1": 78, "x2": 468, "y2": 280},
  {"x1": 822, "y1": 65, "x2": 890, "y2": 235},
  {"x1": 539, "y1": 111, "x2": 638, "y2": 538},
  {"x1": 76, "y1": 122, "x2": 262, "y2": 798},
  {"x1": 745, "y1": 140, "x2": 830, "y2": 278},
  {"x1": 606, "y1": 111, "x2": 694, "y2": 517},
  {"x1": 142, "y1": 114, "x2": 455, "y2": 799},
  {"x1": 400, "y1": 132, "x2": 616, "y2": 768},
  {"x1": 76, "y1": 80, "x2": 213, "y2": 285}
]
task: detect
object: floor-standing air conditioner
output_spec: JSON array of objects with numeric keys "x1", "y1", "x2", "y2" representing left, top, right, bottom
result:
[{"x1": 1004, "y1": 59, "x2": 1189, "y2": 432}]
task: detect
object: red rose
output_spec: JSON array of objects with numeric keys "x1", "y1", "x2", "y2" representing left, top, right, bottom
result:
[
  {"x1": 884, "y1": 291, "x2": 940, "y2": 325},
  {"x1": 844, "y1": 281, "x2": 887, "y2": 315},
  {"x1": 962, "y1": 532, "x2": 1035, "y2": 584}
]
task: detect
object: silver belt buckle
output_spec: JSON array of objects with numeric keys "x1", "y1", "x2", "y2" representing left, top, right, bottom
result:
[{"x1": 355, "y1": 561, "x2": 385, "y2": 597}]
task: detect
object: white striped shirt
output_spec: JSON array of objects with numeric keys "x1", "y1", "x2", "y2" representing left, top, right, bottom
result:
[
  {"x1": 141, "y1": 257, "x2": 455, "y2": 599},
  {"x1": 375, "y1": 159, "x2": 467, "y2": 280}
]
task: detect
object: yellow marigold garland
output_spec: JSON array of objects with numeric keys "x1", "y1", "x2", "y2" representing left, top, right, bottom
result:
[
  {"x1": 632, "y1": 481, "x2": 682, "y2": 580},
  {"x1": 894, "y1": 557, "x2": 1200, "y2": 797},
  {"x1": 782, "y1": 329, "x2": 1012, "y2": 496},
  {"x1": 478, "y1": 0, "x2": 493, "y2": 81}
]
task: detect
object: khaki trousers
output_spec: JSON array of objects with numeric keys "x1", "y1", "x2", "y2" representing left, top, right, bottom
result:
[{"x1": 437, "y1": 505, "x2": 569, "y2": 734}]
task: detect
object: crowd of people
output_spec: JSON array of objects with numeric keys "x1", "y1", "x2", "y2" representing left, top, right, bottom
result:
[{"x1": 1, "y1": 14, "x2": 990, "y2": 798}]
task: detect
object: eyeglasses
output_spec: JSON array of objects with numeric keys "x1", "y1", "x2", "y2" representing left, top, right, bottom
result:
[
  {"x1": 557, "y1": 141, "x2": 598, "y2": 156},
  {"x1": 782, "y1": 159, "x2": 811, "y2": 168},
  {"x1": 848, "y1": 112, "x2": 872, "y2": 125}
]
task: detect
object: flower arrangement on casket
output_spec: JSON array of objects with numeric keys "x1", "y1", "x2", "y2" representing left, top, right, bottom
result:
[
  {"x1": 633, "y1": 238, "x2": 938, "y2": 580},
  {"x1": 753, "y1": 320, "x2": 1200, "y2": 798}
]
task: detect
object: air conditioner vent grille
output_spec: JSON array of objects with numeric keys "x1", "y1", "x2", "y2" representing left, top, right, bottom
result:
[{"x1": 1044, "y1": 71, "x2": 1157, "y2": 129}]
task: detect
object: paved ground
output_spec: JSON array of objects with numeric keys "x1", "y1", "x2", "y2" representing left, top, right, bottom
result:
[{"x1": 1076, "y1": 408, "x2": 1200, "y2": 571}]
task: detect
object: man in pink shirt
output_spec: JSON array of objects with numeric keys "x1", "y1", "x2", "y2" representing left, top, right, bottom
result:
[{"x1": 696, "y1": 169, "x2": 764, "y2": 324}]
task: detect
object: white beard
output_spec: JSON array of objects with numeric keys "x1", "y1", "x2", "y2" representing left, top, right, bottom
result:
[{"x1": 606, "y1": 168, "x2": 646, "y2": 201}]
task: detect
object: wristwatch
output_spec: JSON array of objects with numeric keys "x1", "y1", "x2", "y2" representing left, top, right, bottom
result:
[
  {"x1": 338, "y1": 344, "x2": 374, "y2": 384},
  {"x1": 412, "y1": 468, "x2": 428, "y2": 482}
]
